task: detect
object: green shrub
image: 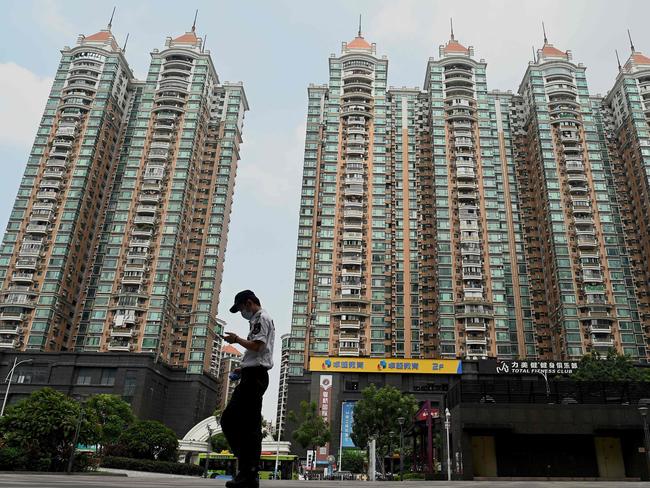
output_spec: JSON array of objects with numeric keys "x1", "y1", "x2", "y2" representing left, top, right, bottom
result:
[
  {"x1": 0, "y1": 446, "x2": 28, "y2": 471},
  {"x1": 402, "y1": 472, "x2": 426, "y2": 480},
  {"x1": 101, "y1": 456, "x2": 204, "y2": 476}
]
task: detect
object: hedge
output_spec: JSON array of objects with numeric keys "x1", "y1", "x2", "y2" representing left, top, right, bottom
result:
[{"x1": 101, "y1": 456, "x2": 204, "y2": 476}]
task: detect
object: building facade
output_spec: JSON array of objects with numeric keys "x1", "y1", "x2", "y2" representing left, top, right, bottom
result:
[
  {"x1": 0, "y1": 351, "x2": 219, "y2": 437},
  {"x1": 275, "y1": 333, "x2": 290, "y2": 438},
  {"x1": 0, "y1": 25, "x2": 247, "y2": 376},
  {"x1": 285, "y1": 29, "x2": 650, "y2": 470},
  {"x1": 216, "y1": 343, "x2": 242, "y2": 411},
  {"x1": 514, "y1": 40, "x2": 646, "y2": 361}
]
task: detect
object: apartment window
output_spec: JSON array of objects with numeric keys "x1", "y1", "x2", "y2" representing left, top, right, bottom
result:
[
  {"x1": 123, "y1": 370, "x2": 138, "y2": 401},
  {"x1": 100, "y1": 369, "x2": 116, "y2": 386},
  {"x1": 76, "y1": 368, "x2": 94, "y2": 385}
]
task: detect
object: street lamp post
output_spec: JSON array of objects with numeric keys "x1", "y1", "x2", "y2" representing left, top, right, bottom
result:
[
  {"x1": 388, "y1": 431, "x2": 394, "y2": 479},
  {"x1": 444, "y1": 408, "x2": 452, "y2": 482},
  {"x1": 204, "y1": 424, "x2": 213, "y2": 478},
  {"x1": 639, "y1": 405, "x2": 650, "y2": 477},
  {"x1": 66, "y1": 407, "x2": 84, "y2": 474},
  {"x1": 397, "y1": 417, "x2": 405, "y2": 482},
  {"x1": 1, "y1": 357, "x2": 33, "y2": 417}
]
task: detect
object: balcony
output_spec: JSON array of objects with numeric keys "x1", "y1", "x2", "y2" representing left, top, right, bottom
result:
[
  {"x1": 567, "y1": 174, "x2": 587, "y2": 184},
  {"x1": 107, "y1": 342, "x2": 132, "y2": 352},
  {"x1": 15, "y1": 258, "x2": 38, "y2": 270},
  {"x1": 11, "y1": 273, "x2": 33, "y2": 284},
  {"x1": 150, "y1": 141, "x2": 171, "y2": 151},
  {"x1": 46, "y1": 159, "x2": 67, "y2": 168},
  {"x1": 591, "y1": 336, "x2": 614, "y2": 347},
  {"x1": 36, "y1": 190, "x2": 58, "y2": 201},
  {"x1": 464, "y1": 322, "x2": 487, "y2": 332},
  {"x1": 566, "y1": 162, "x2": 584, "y2": 172},
  {"x1": 583, "y1": 272, "x2": 603, "y2": 283},
  {"x1": 142, "y1": 182, "x2": 162, "y2": 192},
  {"x1": 338, "y1": 346, "x2": 360, "y2": 356},
  {"x1": 0, "y1": 312, "x2": 23, "y2": 322},
  {"x1": 43, "y1": 169, "x2": 65, "y2": 180},
  {"x1": 462, "y1": 270, "x2": 483, "y2": 280},
  {"x1": 0, "y1": 338, "x2": 18, "y2": 349},
  {"x1": 457, "y1": 168, "x2": 476, "y2": 179},
  {"x1": 341, "y1": 255, "x2": 362, "y2": 266},
  {"x1": 153, "y1": 122, "x2": 175, "y2": 131},
  {"x1": 139, "y1": 193, "x2": 160, "y2": 204},
  {"x1": 344, "y1": 186, "x2": 364, "y2": 197},
  {"x1": 19, "y1": 243, "x2": 42, "y2": 257},
  {"x1": 49, "y1": 150, "x2": 69, "y2": 159},
  {"x1": 133, "y1": 215, "x2": 156, "y2": 226},
  {"x1": 339, "y1": 319, "x2": 361, "y2": 329},
  {"x1": 25, "y1": 224, "x2": 48, "y2": 235},
  {"x1": 131, "y1": 228, "x2": 153, "y2": 238},
  {"x1": 466, "y1": 345, "x2": 487, "y2": 356},
  {"x1": 577, "y1": 236, "x2": 598, "y2": 248},
  {"x1": 39, "y1": 180, "x2": 61, "y2": 191},
  {"x1": 136, "y1": 205, "x2": 157, "y2": 215},
  {"x1": 0, "y1": 296, "x2": 35, "y2": 308},
  {"x1": 343, "y1": 209, "x2": 363, "y2": 219},
  {"x1": 0, "y1": 325, "x2": 20, "y2": 335},
  {"x1": 466, "y1": 335, "x2": 487, "y2": 345},
  {"x1": 110, "y1": 328, "x2": 136, "y2": 338},
  {"x1": 129, "y1": 239, "x2": 151, "y2": 248},
  {"x1": 122, "y1": 274, "x2": 144, "y2": 285}
]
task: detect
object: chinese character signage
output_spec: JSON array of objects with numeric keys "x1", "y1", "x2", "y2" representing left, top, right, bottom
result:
[
  {"x1": 479, "y1": 359, "x2": 579, "y2": 375},
  {"x1": 309, "y1": 357, "x2": 462, "y2": 375},
  {"x1": 341, "y1": 401, "x2": 356, "y2": 448},
  {"x1": 316, "y1": 375, "x2": 333, "y2": 464}
]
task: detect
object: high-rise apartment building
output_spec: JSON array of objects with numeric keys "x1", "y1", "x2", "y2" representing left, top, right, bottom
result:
[
  {"x1": 423, "y1": 35, "x2": 535, "y2": 359},
  {"x1": 0, "y1": 24, "x2": 247, "y2": 375},
  {"x1": 290, "y1": 31, "x2": 391, "y2": 376},
  {"x1": 599, "y1": 41, "x2": 650, "y2": 358},
  {"x1": 288, "y1": 29, "x2": 537, "y2": 374},
  {"x1": 216, "y1": 344, "x2": 242, "y2": 411},
  {"x1": 285, "y1": 25, "x2": 650, "y2": 463},
  {"x1": 514, "y1": 38, "x2": 646, "y2": 361},
  {"x1": 275, "y1": 333, "x2": 290, "y2": 438}
]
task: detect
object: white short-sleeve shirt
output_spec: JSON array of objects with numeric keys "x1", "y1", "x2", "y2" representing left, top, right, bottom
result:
[{"x1": 241, "y1": 308, "x2": 275, "y2": 369}]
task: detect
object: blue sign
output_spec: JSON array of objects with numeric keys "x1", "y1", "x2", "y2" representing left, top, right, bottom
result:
[{"x1": 341, "y1": 401, "x2": 356, "y2": 448}]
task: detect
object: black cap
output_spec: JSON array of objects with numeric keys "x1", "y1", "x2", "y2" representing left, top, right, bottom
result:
[{"x1": 229, "y1": 290, "x2": 257, "y2": 313}]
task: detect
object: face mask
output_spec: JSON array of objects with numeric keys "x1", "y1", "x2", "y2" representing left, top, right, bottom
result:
[{"x1": 241, "y1": 308, "x2": 254, "y2": 320}]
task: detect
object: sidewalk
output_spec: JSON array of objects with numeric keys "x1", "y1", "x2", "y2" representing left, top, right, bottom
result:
[{"x1": 98, "y1": 467, "x2": 201, "y2": 479}]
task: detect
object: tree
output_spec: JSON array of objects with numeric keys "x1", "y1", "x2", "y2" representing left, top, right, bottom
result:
[
  {"x1": 341, "y1": 448, "x2": 366, "y2": 473},
  {"x1": 85, "y1": 394, "x2": 135, "y2": 454},
  {"x1": 210, "y1": 432, "x2": 230, "y2": 453},
  {"x1": 287, "y1": 401, "x2": 331, "y2": 457},
  {"x1": 117, "y1": 420, "x2": 178, "y2": 462},
  {"x1": 350, "y1": 384, "x2": 417, "y2": 477},
  {"x1": 572, "y1": 350, "x2": 650, "y2": 382},
  {"x1": 0, "y1": 388, "x2": 99, "y2": 471}
]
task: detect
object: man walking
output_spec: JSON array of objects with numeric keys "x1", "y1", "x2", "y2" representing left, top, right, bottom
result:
[{"x1": 221, "y1": 290, "x2": 275, "y2": 488}]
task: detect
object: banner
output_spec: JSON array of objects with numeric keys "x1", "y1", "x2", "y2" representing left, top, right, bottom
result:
[
  {"x1": 341, "y1": 401, "x2": 356, "y2": 448},
  {"x1": 316, "y1": 375, "x2": 333, "y2": 464},
  {"x1": 478, "y1": 359, "x2": 579, "y2": 375},
  {"x1": 309, "y1": 357, "x2": 462, "y2": 375}
]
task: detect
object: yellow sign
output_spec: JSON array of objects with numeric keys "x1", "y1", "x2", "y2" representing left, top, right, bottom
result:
[{"x1": 309, "y1": 357, "x2": 462, "y2": 375}]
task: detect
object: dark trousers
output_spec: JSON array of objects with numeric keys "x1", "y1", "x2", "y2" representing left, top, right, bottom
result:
[{"x1": 221, "y1": 366, "x2": 269, "y2": 473}]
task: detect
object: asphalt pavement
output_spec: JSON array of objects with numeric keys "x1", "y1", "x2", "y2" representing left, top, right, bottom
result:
[{"x1": 0, "y1": 473, "x2": 647, "y2": 488}]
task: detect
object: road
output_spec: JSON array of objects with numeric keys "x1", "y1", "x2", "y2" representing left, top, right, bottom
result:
[{"x1": 0, "y1": 473, "x2": 647, "y2": 488}]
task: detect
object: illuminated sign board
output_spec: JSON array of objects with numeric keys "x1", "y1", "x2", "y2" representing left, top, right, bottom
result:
[{"x1": 309, "y1": 357, "x2": 462, "y2": 375}]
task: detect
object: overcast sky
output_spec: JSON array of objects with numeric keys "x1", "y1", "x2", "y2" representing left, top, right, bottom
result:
[{"x1": 1, "y1": 0, "x2": 649, "y2": 424}]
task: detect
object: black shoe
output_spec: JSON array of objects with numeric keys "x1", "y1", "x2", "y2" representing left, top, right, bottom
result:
[{"x1": 225, "y1": 471, "x2": 259, "y2": 488}]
